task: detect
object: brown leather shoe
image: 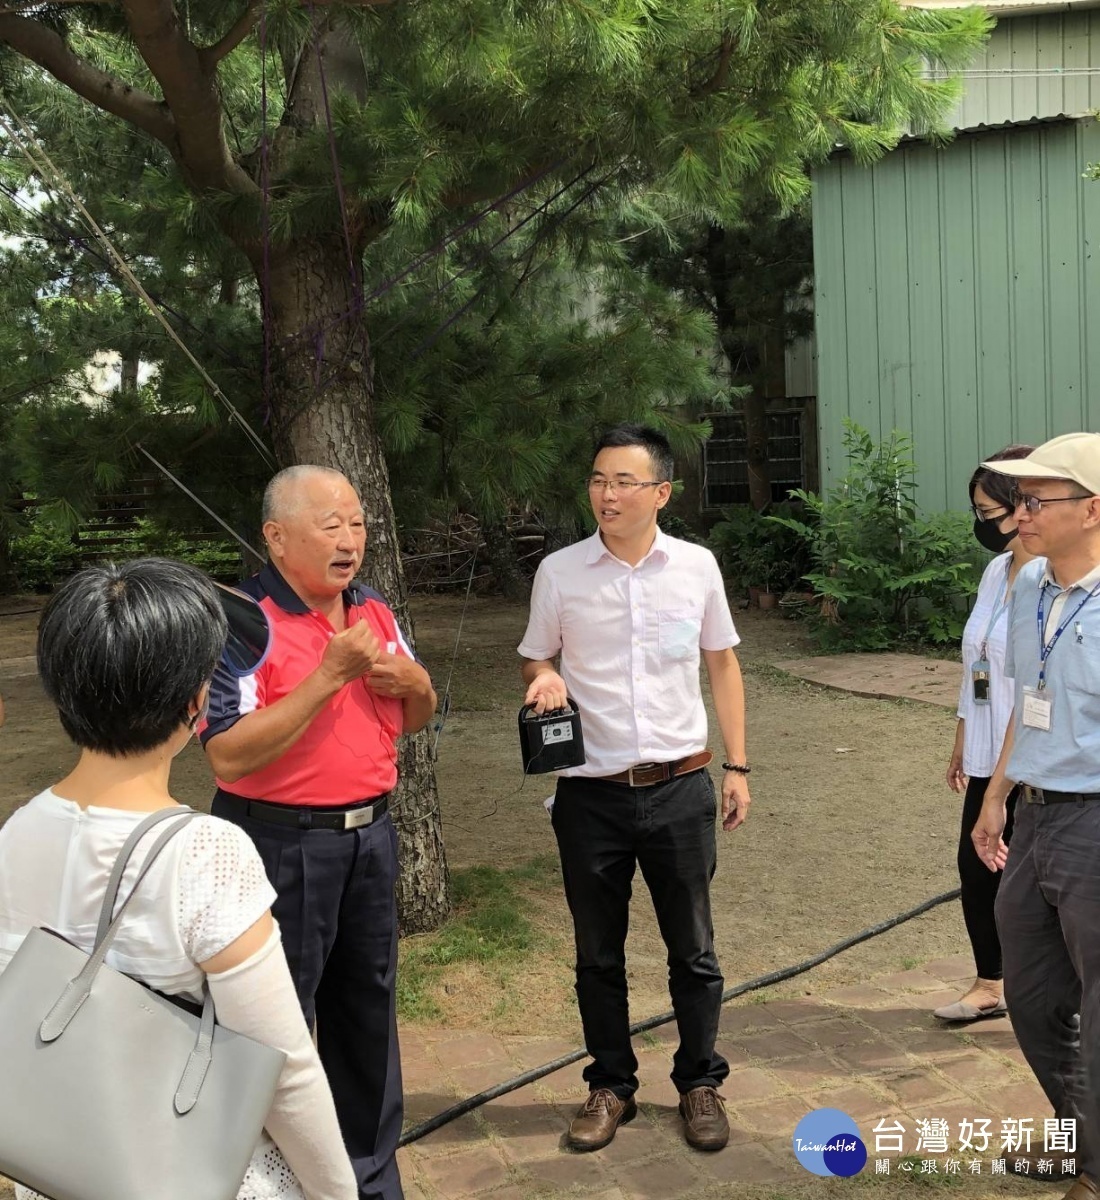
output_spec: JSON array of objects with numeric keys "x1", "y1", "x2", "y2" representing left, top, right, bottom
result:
[
  {"x1": 566, "y1": 1088, "x2": 637, "y2": 1151},
  {"x1": 679, "y1": 1086, "x2": 729, "y2": 1151},
  {"x1": 1063, "y1": 1175, "x2": 1097, "y2": 1200}
]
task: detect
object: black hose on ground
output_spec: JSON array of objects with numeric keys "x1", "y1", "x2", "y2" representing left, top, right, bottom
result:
[{"x1": 398, "y1": 886, "x2": 962, "y2": 1147}]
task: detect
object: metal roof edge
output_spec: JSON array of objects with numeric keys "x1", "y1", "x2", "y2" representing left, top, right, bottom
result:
[
  {"x1": 820, "y1": 113, "x2": 1085, "y2": 162},
  {"x1": 901, "y1": 1, "x2": 1100, "y2": 12}
]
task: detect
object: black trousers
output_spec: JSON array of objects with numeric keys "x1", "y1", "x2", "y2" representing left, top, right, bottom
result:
[
  {"x1": 957, "y1": 775, "x2": 1017, "y2": 980},
  {"x1": 212, "y1": 792, "x2": 404, "y2": 1200},
  {"x1": 552, "y1": 769, "x2": 729, "y2": 1099}
]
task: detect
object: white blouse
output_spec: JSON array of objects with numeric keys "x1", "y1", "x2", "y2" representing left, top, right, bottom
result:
[
  {"x1": 957, "y1": 553, "x2": 1018, "y2": 778},
  {"x1": 0, "y1": 791, "x2": 304, "y2": 1200}
]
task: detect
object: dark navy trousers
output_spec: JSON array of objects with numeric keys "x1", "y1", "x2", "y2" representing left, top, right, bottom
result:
[{"x1": 213, "y1": 791, "x2": 404, "y2": 1200}]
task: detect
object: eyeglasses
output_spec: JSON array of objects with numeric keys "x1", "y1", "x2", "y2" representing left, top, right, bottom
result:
[
  {"x1": 971, "y1": 503, "x2": 1010, "y2": 523},
  {"x1": 586, "y1": 476, "x2": 663, "y2": 495},
  {"x1": 1010, "y1": 489, "x2": 1093, "y2": 515}
]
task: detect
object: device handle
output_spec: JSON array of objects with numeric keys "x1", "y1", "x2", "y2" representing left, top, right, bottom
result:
[{"x1": 519, "y1": 696, "x2": 577, "y2": 721}]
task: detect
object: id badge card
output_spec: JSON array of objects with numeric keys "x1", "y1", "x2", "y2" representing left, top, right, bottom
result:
[
  {"x1": 971, "y1": 658, "x2": 991, "y2": 705},
  {"x1": 1022, "y1": 685, "x2": 1053, "y2": 732}
]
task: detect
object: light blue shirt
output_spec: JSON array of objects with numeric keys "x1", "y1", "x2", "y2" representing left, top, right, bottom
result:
[{"x1": 1005, "y1": 557, "x2": 1100, "y2": 792}]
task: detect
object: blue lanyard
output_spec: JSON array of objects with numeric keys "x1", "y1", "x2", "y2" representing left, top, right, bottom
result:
[
  {"x1": 1036, "y1": 579, "x2": 1100, "y2": 689},
  {"x1": 979, "y1": 559, "x2": 1011, "y2": 659}
]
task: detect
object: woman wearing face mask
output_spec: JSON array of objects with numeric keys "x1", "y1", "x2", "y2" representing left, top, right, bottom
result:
[{"x1": 935, "y1": 445, "x2": 1037, "y2": 1023}]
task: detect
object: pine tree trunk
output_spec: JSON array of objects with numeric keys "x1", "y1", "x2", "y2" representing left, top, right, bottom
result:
[
  {"x1": 482, "y1": 517, "x2": 526, "y2": 600},
  {"x1": 743, "y1": 391, "x2": 772, "y2": 512},
  {"x1": 0, "y1": 530, "x2": 16, "y2": 594},
  {"x1": 259, "y1": 236, "x2": 451, "y2": 934}
]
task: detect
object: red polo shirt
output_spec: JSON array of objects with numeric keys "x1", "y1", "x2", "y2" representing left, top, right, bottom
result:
[{"x1": 200, "y1": 563, "x2": 416, "y2": 806}]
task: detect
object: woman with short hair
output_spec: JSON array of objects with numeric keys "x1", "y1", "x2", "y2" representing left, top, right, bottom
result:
[{"x1": 0, "y1": 558, "x2": 356, "y2": 1200}]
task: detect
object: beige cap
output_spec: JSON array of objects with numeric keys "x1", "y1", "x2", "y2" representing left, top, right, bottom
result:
[{"x1": 981, "y1": 432, "x2": 1100, "y2": 496}]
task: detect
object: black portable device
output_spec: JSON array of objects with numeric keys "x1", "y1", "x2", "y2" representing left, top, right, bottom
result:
[{"x1": 518, "y1": 698, "x2": 586, "y2": 774}]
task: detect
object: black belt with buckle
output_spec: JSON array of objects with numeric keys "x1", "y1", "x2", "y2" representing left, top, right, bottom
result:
[
  {"x1": 216, "y1": 788, "x2": 390, "y2": 831},
  {"x1": 1021, "y1": 784, "x2": 1100, "y2": 806}
]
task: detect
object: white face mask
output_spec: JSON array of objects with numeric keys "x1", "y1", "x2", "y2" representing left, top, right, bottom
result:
[{"x1": 189, "y1": 694, "x2": 210, "y2": 729}]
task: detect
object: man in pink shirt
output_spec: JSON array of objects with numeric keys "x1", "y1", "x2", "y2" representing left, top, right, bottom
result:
[{"x1": 519, "y1": 424, "x2": 751, "y2": 1154}]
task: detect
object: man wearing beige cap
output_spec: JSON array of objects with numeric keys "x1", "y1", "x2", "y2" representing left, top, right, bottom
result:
[{"x1": 974, "y1": 432, "x2": 1100, "y2": 1200}]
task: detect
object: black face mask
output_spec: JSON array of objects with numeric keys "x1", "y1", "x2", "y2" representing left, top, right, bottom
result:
[{"x1": 973, "y1": 516, "x2": 1016, "y2": 554}]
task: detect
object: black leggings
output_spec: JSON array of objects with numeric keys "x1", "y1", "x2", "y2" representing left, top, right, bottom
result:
[{"x1": 957, "y1": 774, "x2": 1017, "y2": 980}]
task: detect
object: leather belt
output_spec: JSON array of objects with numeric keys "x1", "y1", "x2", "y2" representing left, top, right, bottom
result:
[
  {"x1": 599, "y1": 751, "x2": 713, "y2": 788},
  {"x1": 1022, "y1": 784, "x2": 1100, "y2": 806},
  {"x1": 216, "y1": 789, "x2": 390, "y2": 831}
]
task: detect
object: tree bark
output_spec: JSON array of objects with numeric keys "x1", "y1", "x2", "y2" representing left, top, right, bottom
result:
[
  {"x1": 482, "y1": 517, "x2": 526, "y2": 600},
  {"x1": 260, "y1": 235, "x2": 450, "y2": 934},
  {"x1": 743, "y1": 390, "x2": 771, "y2": 512},
  {"x1": 120, "y1": 355, "x2": 139, "y2": 393},
  {"x1": 704, "y1": 223, "x2": 773, "y2": 510}
]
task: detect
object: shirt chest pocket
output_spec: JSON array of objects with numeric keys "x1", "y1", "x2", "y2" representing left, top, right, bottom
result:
[
  {"x1": 658, "y1": 607, "x2": 702, "y2": 662},
  {"x1": 1061, "y1": 633, "x2": 1100, "y2": 698}
]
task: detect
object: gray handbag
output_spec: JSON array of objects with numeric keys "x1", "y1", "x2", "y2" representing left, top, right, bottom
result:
[{"x1": 0, "y1": 807, "x2": 286, "y2": 1200}]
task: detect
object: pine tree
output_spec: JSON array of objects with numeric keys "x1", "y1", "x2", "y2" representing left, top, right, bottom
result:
[
  {"x1": 0, "y1": 0, "x2": 989, "y2": 928},
  {"x1": 634, "y1": 199, "x2": 815, "y2": 509}
]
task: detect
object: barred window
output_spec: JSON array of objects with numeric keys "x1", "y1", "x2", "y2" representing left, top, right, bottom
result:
[{"x1": 702, "y1": 410, "x2": 804, "y2": 508}]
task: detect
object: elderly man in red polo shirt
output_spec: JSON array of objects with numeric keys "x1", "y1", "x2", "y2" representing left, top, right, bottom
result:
[{"x1": 202, "y1": 465, "x2": 436, "y2": 1200}]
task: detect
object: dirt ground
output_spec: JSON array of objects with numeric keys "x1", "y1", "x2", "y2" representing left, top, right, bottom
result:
[{"x1": 0, "y1": 590, "x2": 973, "y2": 1040}]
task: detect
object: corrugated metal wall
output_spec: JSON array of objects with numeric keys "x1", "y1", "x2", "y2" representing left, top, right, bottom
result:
[
  {"x1": 812, "y1": 118, "x2": 1100, "y2": 509},
  {"x1": 945, "y1": 9, "x2": 1100, "y2": 130}
]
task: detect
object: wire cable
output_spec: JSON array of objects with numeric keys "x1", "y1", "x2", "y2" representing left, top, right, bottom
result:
[
  {"x1": 430, "y1": 546, "x2": 480, "y2": 761},
  {"x1": 397, "y1": 886, "x2": 962, "y2": 1146},
  {"x1": 0, "y1": 98, "x2": 275, "y2": 468},
  {"x1": 135, "y1": 445, "x2": 265, "y2": 564}
]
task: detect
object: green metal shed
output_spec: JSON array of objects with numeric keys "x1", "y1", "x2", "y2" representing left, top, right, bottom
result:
[{"x1": 813, "y1": 1, "x2": 1100, "y2": 509}]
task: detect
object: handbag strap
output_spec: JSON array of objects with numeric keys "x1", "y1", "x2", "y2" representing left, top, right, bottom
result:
[
  {"x1": 41, "y1": 807, "x2": 225, "y2": 1114},
  {"x1": 96, "y1": 807, "x2": 196, "y2": 946},
  {"x1": 40, "y1": 809, "x2": 198, "y2": 1043}
]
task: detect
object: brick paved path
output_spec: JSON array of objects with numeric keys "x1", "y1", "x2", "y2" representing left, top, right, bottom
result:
[
  {"x1": 0, "y1": 953, "x2": 1060, "y2": 1200},
  {"x1": 395, "y1": 953, "x2": 1057, "y2": 1199}
]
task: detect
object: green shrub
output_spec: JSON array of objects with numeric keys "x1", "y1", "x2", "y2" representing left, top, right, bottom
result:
[
  {"x1": 769, "y1": 422, "x2": 981, "y2": 649},
  {"x1": 10, "y1": 512, "x2": 242, "y2": 591},
  {"x1": 9, "y1": 517, "x2": 82, "y2": 592},
  {"x1": 708, "y1": 500, "x2": 814, "y2": 595}
]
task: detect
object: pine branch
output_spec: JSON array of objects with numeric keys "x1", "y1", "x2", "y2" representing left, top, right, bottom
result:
[
  {"x1": 0, "y1": 14, "x2": 174, "y2": 145},
  {"x1": 0, "y1": 0, "x2": 115, "y2": 13},
  {"x1": 694, "y1": 31, "x2": 734, "y2": 97},
  {"x1": 119, "y1": 0, "x2": 255, "y2": 194},
  {"x1": 199, "y1": 1, "x2": 261, "y2": 69}
]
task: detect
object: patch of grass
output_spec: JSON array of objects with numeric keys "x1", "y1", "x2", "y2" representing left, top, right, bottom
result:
[
  {"x1": 509, "y1": 853, "x2": 562, "y2": 888},
  {"x1": 395, "y1": 958, "x2": 444, "y2": 1023},
  {"x1": 739, "y1": 660, "x2": 822, "y2": 693},
  {"x1": 397, "y1": 859, "x2": 548, "y2": 1023},
  {"x1": 900, "y1": 957, "x2": 921, "y2": 971}
]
